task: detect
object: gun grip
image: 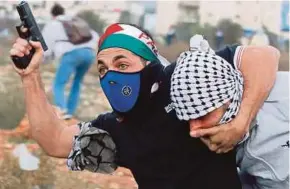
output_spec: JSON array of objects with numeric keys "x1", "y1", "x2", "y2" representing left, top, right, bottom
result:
[
  {"x1": 11, "y1": 48, "x2": 35, "y2": 69},
  {"x1": 11, "y1": 25, "x2": 35, "y2": 69}
]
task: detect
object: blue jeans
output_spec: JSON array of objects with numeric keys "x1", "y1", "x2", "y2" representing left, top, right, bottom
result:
[{"x1": 53, "y1": 48, "x2": 95, "y2": 115}]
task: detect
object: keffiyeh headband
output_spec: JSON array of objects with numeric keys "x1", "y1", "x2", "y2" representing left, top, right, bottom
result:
[
  {"x1": 98, "y1": 23, "x2": 170, "y2": 66},
  {"x1": 170, "y1": 36, "x2": 244, "y2": 124}
]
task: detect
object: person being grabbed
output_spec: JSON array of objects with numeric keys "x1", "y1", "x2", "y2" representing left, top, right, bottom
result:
[{"x1": 170, "y1": 36, "x2": 288, "y2": 189}]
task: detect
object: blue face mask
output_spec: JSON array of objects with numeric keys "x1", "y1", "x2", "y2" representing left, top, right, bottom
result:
[{"x1": 100, "y1": 71, "x2": 141, "y2": 113}]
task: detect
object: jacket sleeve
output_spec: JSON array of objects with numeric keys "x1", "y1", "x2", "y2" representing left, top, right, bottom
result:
[{"x1": 67, "y1": 113, "x2": 118, "y2": 174}]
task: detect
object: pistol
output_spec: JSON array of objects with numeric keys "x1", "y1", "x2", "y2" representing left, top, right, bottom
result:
[{"x1": 11, "y1": 1, "x2": 48, "y2": 69}]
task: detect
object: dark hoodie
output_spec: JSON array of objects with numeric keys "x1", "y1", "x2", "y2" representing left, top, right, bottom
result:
[{"x1": 89, "y1": 45, "x2": 242, "y2": 189}]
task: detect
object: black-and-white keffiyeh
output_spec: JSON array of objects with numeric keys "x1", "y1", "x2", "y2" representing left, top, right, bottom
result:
[
  {"x1": 67, "y1": 121, "x2": 118, "y2": 174},
  {"x1": 170, "y1": 40, "x2": 244, "y2": 124}
]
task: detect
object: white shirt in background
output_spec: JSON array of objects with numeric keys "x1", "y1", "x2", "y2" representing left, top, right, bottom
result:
[{"x1": 42, "y1": 15, "x2": 99, "y2": 59}]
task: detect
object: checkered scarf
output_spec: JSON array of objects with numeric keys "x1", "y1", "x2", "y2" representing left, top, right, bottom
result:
[{"x1": 170, "y1": 40, "x2": 244, "y2": 124}]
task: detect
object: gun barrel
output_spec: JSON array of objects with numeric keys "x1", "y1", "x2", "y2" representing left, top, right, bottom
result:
[
  {"x1": 16, "y1": 1, "x2": 48, "y2": 51},
  {"x1": 16, "y1": 1, "x2": 29, "y2": 20}
]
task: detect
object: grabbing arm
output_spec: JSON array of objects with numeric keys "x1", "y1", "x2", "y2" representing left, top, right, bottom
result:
[
  {"x1": 190, "y1": 45, "x2": 280, "y2": 153},
  {"x1": 231, "y1": 45, "x2": 280, "y2": 133}
]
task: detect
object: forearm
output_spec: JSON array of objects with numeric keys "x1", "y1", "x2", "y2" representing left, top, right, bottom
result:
[
  {"x1": 22, "y1": 71, "x2": 71, "y2": 157},
  {"x1": 236, "y1": 46, "x2": 280, "y2": 131}
]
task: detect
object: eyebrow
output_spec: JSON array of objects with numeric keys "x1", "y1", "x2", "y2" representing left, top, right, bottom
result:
[
  {"x1": 97, "y1": 54, "x2": 128, "y2": 67},
  {"x1": 97, "y1": 59, "x2": 105, "y2": 66},
  {"x1": 113, "y1": 55, "x2": 127, "y2": 62}
]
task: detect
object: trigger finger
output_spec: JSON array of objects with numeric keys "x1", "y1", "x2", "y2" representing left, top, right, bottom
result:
[
  {"x1": 16, "y1": 37, "x2": 29, "y2": 47},
  {"x1": 10, "y1": 49, "x2": 24, "y2": 57},
  {"x1": 13, "y1": 43, "x2": 27, "y2": 54},
  {"x1": 16, "y1": 43, "x2": 30, "y2": 55},
  {"x1": 20, "y1": 26, "x2": 28, "y2": 33}
]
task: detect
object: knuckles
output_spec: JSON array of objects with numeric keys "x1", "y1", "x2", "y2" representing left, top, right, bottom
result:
[{"x1": 16, "y1": 37, "x2": 28, "y2": 45}]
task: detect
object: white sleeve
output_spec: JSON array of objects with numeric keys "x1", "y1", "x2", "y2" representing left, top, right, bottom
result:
[
  {"x1": 91, "y1": 30, "x2": 99, "y2": 44},
  {"x1": 91, "y1": 30, "x2": 99, "y2": 40},
  {"x1": 233, "y1": 46, "x2": 245, "y2": 70},
  {"x1": 42, "y1": 21, "x2": 67, "y2": 58},
  {"x1": 89, "y1": 30, "x2": 100, "y2": 50}
]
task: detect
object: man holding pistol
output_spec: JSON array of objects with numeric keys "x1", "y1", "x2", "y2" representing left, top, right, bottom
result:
[{"x1": 10, "y1": 23, "x2": 280, "y2": 189}]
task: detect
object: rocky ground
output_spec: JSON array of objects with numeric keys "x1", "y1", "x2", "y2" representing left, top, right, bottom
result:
[{"x1": 0, "y1": 63, "x2": 137, "y2": 189}]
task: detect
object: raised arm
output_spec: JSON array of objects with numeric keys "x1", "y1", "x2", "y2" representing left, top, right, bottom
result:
[{"x1": 10, "y1": 37, "x2": 79, "y2": 158}]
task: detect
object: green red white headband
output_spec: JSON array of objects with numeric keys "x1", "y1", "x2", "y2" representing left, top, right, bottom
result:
[{"x1": 98, "y1": 23, "x2": 159, "y2": 62}]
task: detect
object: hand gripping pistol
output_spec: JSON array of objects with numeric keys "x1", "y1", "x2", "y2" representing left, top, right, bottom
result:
[{"x1": 11, "y1": 1, "x2": 48, "y2": 69}]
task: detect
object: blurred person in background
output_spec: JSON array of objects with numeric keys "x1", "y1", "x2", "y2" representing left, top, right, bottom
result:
[
  {"x1": 171, "y1": 36, "x2": 288, "y2": 189},
  {"x1": 215, "y1": 28, "x2": 224, "y2": 49},
  {"x1": 165, "y1": 25, "x2": 177, "y2": 46},
  {"x1": 42, "y1": 3, "x2": 99, "y2": 120},
  {"x1": 10, "y1": 23, "x2": 280, "y2": 189}
]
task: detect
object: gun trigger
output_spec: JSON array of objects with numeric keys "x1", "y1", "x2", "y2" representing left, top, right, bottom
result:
[
  {"x1": 16, "y1": 25, "x2": 29, "y2": 39},
  {"x1": 16, "y1": 26, "x2": 23, "y2": 37}
]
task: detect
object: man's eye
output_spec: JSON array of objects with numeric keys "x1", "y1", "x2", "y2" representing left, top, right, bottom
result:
[
  {"x1": 98, "y1": 67, "x2": 108, "y2": 76},
  {"x1": 118, "y1": 64, "x2": 128, "y2": 70}
]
